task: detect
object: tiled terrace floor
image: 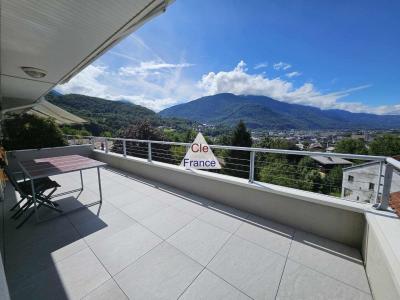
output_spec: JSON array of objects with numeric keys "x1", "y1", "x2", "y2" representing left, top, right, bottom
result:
[{"x1": 3, "y1": 167, "x2": 372, "y2": 299}]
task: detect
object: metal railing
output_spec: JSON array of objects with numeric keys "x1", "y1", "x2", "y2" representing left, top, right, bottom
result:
[{"x1": 65, "y1": 134, "x2": 399, "y2": 210}]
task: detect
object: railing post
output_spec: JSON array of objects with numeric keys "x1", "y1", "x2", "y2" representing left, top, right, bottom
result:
[
  {"x1": 104, "y1": 138, "x2": 108, "y2": 153},
  {"x1": 375, "y1": 161, "x2": 384, "y2": 204},
  {"x1": 376, "y1": 163, "x2": 393, "y2": 210},
  {"x1": 148, "y1": 142, "x2": 152, "y2": 162},
  {"x1": 249, "y1": 151, "x2": 255, "y2": 183},
  {"x1": 123, "y1": 140, "x2": 126, "y2": 157}
]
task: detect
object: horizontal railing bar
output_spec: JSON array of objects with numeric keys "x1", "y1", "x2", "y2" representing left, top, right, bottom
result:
[
  {"x1": 65, "y1": 134, "x2": 387, "y2": 161},
  {"x1": 386, "y1": 157, "x2": 400, "y2": 170}
]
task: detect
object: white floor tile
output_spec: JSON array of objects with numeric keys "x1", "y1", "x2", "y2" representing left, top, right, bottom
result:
[
  {"x1": 276, "y1": 259, "x2": 372, "y2": 300},
  {"x1": 208, "y1": 235, "x2": 286, "y2": 300},
  {"x1": 141, "y1": 206, "x2": 195, "y2": 239},
  {"x1": 90, "y1": 223, "x2": 162, "y2": 275},
  {"x1": 83, "y1": 279, "x2": 128, "y2": 300},
  {"x1": 168, "y1": 219, "x2": 231, "y2": 266},
  {"x1": 123, "y1": 197, "x2": 169, "y2": 221},
  {"x1": 289, "y1": 231, "x2": 370, "y2": 293},
  {"x1": 180, "y1": 269, "x2": 251, "y2": 300},
  {"x1": 114, "y1": 242, "x2": 202, "y2": 300},
  {"x1": 235, "y1": 214, "x2": 294, "y2": 255}
]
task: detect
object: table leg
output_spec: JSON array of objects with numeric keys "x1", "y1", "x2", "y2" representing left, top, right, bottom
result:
[
  {"x1": 30, "y1": 178, "x2": 39, "y2": 222},
  {"x1": 80, "y1": 170, "x2": 84, "y2": 191},
  {"x1": 97, "y1": 167, "x2": 103, "y2": 203}
]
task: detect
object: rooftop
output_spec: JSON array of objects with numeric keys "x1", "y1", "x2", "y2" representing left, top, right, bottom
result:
[
  {"x1": 3, "y1": 166, "x2": 372, "y2": 299},
  {"x1": 311, "y1": 155, "x2": 353, "y2": 165}
]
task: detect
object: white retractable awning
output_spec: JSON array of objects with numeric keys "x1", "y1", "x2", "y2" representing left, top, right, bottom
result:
[{"x1": 28, "y1": 99, "x2": 87, "y2": 125}]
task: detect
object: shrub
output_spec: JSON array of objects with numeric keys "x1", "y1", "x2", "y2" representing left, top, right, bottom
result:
[{"x1": 2, "y1": 114, "x2": 67, "y2": 150}]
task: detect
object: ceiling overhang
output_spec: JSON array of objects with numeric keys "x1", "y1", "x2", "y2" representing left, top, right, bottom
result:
[{"x1": 1, "y1": 0, "x2": 173, "y2": 116}]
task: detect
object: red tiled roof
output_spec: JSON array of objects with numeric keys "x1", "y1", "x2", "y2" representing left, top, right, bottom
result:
[{"x1": 389, "y1": 191, "x2": 400, "y2": 217}]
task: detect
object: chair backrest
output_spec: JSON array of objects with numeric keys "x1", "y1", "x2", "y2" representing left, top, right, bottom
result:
[{"x1": 2, "y1": 164, "x2": 27, "y2": 196}]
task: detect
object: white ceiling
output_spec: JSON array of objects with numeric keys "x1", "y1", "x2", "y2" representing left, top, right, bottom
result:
[{"x1": 1, "y1": 0, "x2": 170, "y2": 112}]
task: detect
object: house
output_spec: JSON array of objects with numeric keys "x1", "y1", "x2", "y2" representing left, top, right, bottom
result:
[
  {"x1": 295, "y1": 143, "x2": 304, "y2": 150},
  {"x1": 326, "y1": 146, "x2": 335, "y2": 152},
  {"x1": 308, "y1": 142, "x2": 323, "y2": 151},
  {"x1": 342, "y1": 161, "x2": 400, "y2": 203},
  {"x1": 310, "y1": 155, "x2": 352, "y2": 171}
]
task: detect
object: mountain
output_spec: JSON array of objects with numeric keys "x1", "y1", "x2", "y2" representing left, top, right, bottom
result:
[
  {"x1": 46, "y1": 92, "x2": 195, "y2": 135},
  {"x1": 159, "y1": 93, "x2": 400, "y2": 130}
]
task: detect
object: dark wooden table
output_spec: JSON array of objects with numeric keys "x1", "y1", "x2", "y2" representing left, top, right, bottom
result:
[{"x1": 18, "y1": 155, "x2": 106, "y2": 221}]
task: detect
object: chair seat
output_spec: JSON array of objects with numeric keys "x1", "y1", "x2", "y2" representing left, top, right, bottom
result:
[{"x1": 18, "y1": 177, "x2": 60, "y2": 194}]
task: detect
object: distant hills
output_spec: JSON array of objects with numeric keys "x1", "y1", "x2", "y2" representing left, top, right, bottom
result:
[
  {"x1": 159, "y1": 93, "x2": 400, "y2": 130},
  {"x1": 47, "y1": 92, "x2": 400, "y2": 132},
  {"x1": 46, "y1": 92, "x2": 193, "y2": 134}
]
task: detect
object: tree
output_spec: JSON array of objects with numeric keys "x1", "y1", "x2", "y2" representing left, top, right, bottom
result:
[
  {"x1": 255, "y1": 136, "x2": 298, "y2": 172},
  {"x1": 334, "y1": 138, "x2": 367, "y2": 154},
  {"x1": 369, "y1": 134, "x2": 400, "y2": 156},
  {"x1": 111, "y1": 120, "x2": 171, "y2": 163},
  {"x1": 323, "y1": 165, "x2": 343, "y2": 196},
  {"x1": 224, "y1": 121, "x2": 252, "y2": 178},
  {"x1": 298, "y1": 156, "x2": 317, "y2": 172},
  {"x1": 183, "y1": 129, "x2": 197, "y2": 143},
  {"x1": 259, "y1": 158, "x2": 298, "y2": 188},
  {"x1": 257, "y1": 136, "x2": 297, "y2": 150},
  {"x1": 2, "y1": 114, "x2": 67, "y2": 150},
  {"x1": 303, "y1": 169, "x2": 324, "y2": 193}
]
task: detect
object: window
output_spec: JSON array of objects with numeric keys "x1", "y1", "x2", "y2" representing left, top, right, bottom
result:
[
  {"x1": 369, "y1": 183, "x2": 375, "y2": 190},
  {"x1": 344, "y1": 188, "x2": 352, "y2": 197},
  {"x1": 348, "y1": 175, "x2": 354, "y2": 182}
]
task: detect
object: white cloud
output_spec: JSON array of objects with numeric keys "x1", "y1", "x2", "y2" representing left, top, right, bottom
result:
[
  {"x1": 55, "y1": 35, "x2": 201, "y2": 112},
  {"x1": 254, "y1": 62, "x2": 268, "y2": 69},
  {"x1": 273, "y1": 62, "x2": 291, "y2": 70},
  {"x1": 56, "y1": 42, "x2": 400, "y2": 116},
  {"x1": 56, "y1": 60, "x2": 199, "y2": 112},
  {"x1": 56, "y1": 65, "x2": 109, "y2": 97},
  {"x1": 286, "y1": 71, "x2": 302, "y2": 78},
  {"x1": 120, "y1": 61, "x2": 194, "y2": 76},
  {"x1": 198, "y1": 61, "x2": 400, "y2": 114}
]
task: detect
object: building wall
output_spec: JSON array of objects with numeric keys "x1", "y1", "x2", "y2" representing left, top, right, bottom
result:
[{"x1": 342, "y1": 163, "x2": 400, "y2": 203}]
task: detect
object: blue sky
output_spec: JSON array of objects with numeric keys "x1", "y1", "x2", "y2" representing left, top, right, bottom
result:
[{"x1": 57, "y1": 0, "x2": 400, "y2": 114}]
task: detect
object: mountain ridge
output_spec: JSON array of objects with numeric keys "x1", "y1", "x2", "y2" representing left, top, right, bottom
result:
[
  {"x1": 159, "y1": 93, "x2": 400, "y2": 130},
  {"x1": 45, "y1": 92, "x2": 193, "y2": 134}
]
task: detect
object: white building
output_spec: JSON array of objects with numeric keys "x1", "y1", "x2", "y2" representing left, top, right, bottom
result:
[{"x1": 342, "y1": 162, "x2": 400, "y2": 203}]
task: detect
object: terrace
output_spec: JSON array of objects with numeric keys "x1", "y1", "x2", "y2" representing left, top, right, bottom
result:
[
  {"x1": 1, "y1": 143, "x2": 399, "y2": 299},
  {"x1": 1, "y1": 1, "x2": 400, "y2": 298}
]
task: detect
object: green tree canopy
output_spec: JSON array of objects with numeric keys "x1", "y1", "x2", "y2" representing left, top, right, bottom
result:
[
  {"x1": 230, "y1": 121, "x2": 252, "y2": 147},
  {"x1": 256, "y1": 136, "x2": 297, "y2": 150},
  {"x1": 256, "y1": 136, "x2": 298, "y2": 166},
  {"x1": 323, "y1": 166, "x2": 343, "y2": 195},
  {"x1": 111, "y1": 120, "x2": 171, "y2": 162},
  {"x1": 2, "y1": 114, "x2": 66, "y2": 150},
  {"x1": 334, "y1": 138, "x2": 367, "y2": 155},
  {"x1": 369, "y1": 134, "x2": 400, "y2": 156},
  {"x1": 224, "y1": 121, "x2": 252, "y2": 178},
  {"x1": 259, "y1": 158, "x2": 298, "y2": 188}
]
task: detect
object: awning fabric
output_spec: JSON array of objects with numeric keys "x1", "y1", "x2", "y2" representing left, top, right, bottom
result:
[{"x1": 28, "y1": 99, "x2": 86, "y2": 125}]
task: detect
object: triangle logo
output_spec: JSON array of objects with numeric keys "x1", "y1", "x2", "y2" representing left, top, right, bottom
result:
[{"x1": 180, "y1": 132, "x2": 221, "y2": 169}]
